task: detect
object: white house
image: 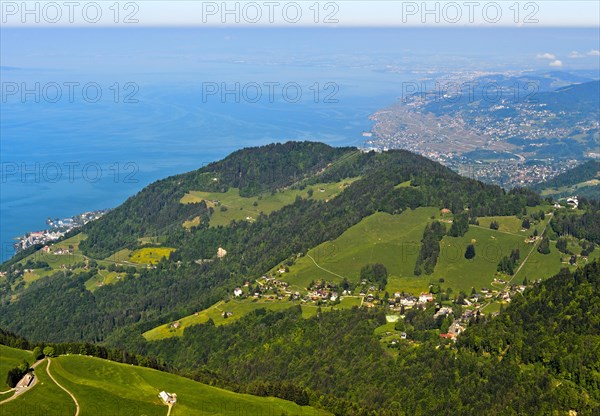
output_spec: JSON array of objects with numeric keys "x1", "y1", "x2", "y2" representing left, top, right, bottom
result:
[
  {"x1": 233, "y1": 288, "x2": 243, "y2": 297},
  {"x1": 566, "y1": 197, "x2": 579, "y2": 208},
  {"x1": 419, "y1": 292, "x2": 434, "y2": 303},
  {"x1": 159, "y1": 391, "x2": 177, "y2": 405}
]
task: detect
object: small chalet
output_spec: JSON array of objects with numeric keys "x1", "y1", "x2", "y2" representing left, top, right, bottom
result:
[{"x1": 159, "y1": 391, "x2": 177, "y2": 405}]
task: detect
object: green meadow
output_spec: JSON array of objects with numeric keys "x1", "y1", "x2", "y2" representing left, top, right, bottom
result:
[
  {"x1": 144, "y1": 296, "x2": 363, "y2": 341},
  {"x1": 277, "y1": 207, "x2": 569, "y2": 295},
  {"x1": 0, "y1": 347, "x2": 329, "y2": 416},
  {"x1": 180, "y1": 178, "x2": 359, "y2": 227},
  {"x1": 539, "y1": 179, "x2": 600, "y2": 197},
  {"x1": 278, "y1": 208, "x2": 440, "y2": 292},
  {"x1": 143, "y1": 299, "x2": 297, "y2": 341},
  {"x1": 13, "y1": 234, "x2": 88, "y2": 288},
  {"x1": 129, "y1": 247, "x2": 176, "y2": 265},
  {"x1": 0, "y1": 345, "x2": 33, "y2": 390},
  {"x1": 429, "y1": 224, "x2": 533, "y2": 292},
  {"x1": 46, "y1": 355, "x2": 330, "y2": 416},
  {"x1": 0, "y1": 357, "x2": 75, "y2": 416}
]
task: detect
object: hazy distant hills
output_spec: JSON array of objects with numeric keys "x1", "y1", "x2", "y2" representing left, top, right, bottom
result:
[{"x1": 534, "y1": 160, "x2": 600, "y2": 200}]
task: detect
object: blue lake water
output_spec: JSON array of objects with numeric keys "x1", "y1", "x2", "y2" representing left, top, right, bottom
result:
[
  {"x1": 0, "y1": 64, "x2": 407, "y2": 261},
  {"x1": 2, "y1": 27, "x2": 599, "y2": 261}
]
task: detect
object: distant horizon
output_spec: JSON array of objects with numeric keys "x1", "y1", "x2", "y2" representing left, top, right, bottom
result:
[{"x1": 2, "y1": 1, "x2": 599, "y2": 27}]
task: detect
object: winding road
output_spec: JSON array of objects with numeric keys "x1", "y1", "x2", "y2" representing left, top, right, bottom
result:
[{"x1": 46, "y1": 358, "x2": 80, "y2": 416}]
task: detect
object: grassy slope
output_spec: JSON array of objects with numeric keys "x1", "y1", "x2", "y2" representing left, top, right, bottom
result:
[
  {"x1": 143, "y1": 296, "x2": 362, "y2": 341},
  {"x1": 129, "y1": 247, "x2": 177, "y2": 265},
  {"x1": 0, "y1": 345, "x2": 33, "y2": 389},
  {"x1": 46, "y1": 355, "x2": 330, "y2": 416},
  {"x1": 11, "y1": 234, "x2": 88, "y2": 288},
  {"x1": 0, "y1": 357, "x2": 75, "y2": 415},
  {"x1": 275, "y1": 207, "x2": 575, "y2": 294},
  {"x1": 143, "y1": 299, "x2": 297, "y2": 341},
  {"x1": 279, "y1": 208, "x2": 440, "y2": 292},
  {"x1": 181, "y1": 179, "x2": 359, "y2": 227},
  {"x1": 540, "y1": 179, "x2": 599, "y2": 197},
  {"x1": 431, "y1": 225, "x2": 532, "y2": 292}
]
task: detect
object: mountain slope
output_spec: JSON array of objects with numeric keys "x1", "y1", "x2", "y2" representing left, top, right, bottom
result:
[
  {"x1": 0, "y1": 142, "x2": 542, "y2": 344},
  {"x1": 134, "y1": 261, "x2": 600, "y2": 415}
]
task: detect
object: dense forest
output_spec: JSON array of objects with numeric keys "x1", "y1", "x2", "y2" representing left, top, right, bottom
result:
[
  {"x1": 551, "y1": 205, "x2": 600, "y2": 244},
  {"x1": 105, "y1": 261, "x2": 599, "y2": 416},
  {"x1": 0, "y1": 143, "x2": 542, "y2": 344}
]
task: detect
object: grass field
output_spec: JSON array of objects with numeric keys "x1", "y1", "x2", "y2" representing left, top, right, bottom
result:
[
  {"x1": 45, "y1": 355, "x2": 330, "y2": 416},
  {"x1": 143, "y1": 299, "x2": 298, "y2": 341},
  {"x1": 476, "y1": 216, "x2": 530, "y2": 235},
  {"x1": 181, "y1": 178, "x2": 359, "y2": 227},
  {"x1": 277, "y1": 207, "x2": 569, "y2": 295},
  {"x1": 13, "y1": 234, "x2": 88, "y2": 286},
  {"x1": 182, "y1": 216, "x2": 202, "y2": 229},
  {"x1": 144, "y1": 296, "x2": 363, "y2": 341},
  {"x1": 300, "y1": 296, "x2": 362, "y2": 319},
  {"x1": 0, "y1": 349, "x2": 330, "y2": 416},
  {"x1": 278, "y1": 208, "x2": 440, "y2": 292},
  {"x1": 0, "y1": 345, "x2": 33, "y2": 389},
  {"x1": 429, "y1": 225, "x2": 533, "y2": 292},
  {"x1": 84, "y1": 271, "x2": 124, "y2": 292},
  {"x1": 0, "y1": 357, "x2": 76, "y2": 416},
  {"x1": 103, "y1": 248, "x2": 133, "y2": 264},
  {"x1": 129, "y1": 247, "x2": 176, "y2": 265}
]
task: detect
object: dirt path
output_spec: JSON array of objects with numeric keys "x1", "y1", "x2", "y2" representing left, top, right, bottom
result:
[
  {"x1": 470, "y1": 224, "x2": 525, "y2": 237},
  {"x1": 306, "y1": 253, "x2": 346, "y2": 280},
  {"x1": 481, "y1": 213, "x2": 553, "y2": 312},
  {"x1": 46, "y1": 358, "x2": 80, "y2": 416},
  {"x1": 510, "y1": 212, "x2": 553, "y2": 284}
]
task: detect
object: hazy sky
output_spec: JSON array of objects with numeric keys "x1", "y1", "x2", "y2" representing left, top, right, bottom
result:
[{"x1": 1, "y1": 1, "x2": 599, "y2": 27}]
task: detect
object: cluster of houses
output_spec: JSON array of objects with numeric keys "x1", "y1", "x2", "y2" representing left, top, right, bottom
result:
[
  {"x1": 440, "y1": 320, "x2": 466, "y2": 340},
  {"x1": 14, "y1": 230, "x2": 65, "y2": 252},
  {"x1": 41, "y1": 245, "x2": 73, "y2": 255},
  {"x1": 382, "y1": 292, "x2": 434, "y2": 310},
  {"x1": 14, "y1": 210, "x2": 107, "y2": 253}
]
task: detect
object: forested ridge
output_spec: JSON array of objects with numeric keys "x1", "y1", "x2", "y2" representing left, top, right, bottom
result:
[
  {"x1": 533, "y1": 160, "x2": 599, "y2": 191},
  {"x1": 0, "y1": 142, "x2": 542, "y2": 344}
]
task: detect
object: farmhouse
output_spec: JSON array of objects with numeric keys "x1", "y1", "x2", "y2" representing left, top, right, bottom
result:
[
  {"x1": 17, "y1": 373, "x2": 34, "y2": 388},
  {"x1": 233, "y1": 288, "x2": 243, "y2": 297},
  {"x1": 159, "y1": 391, "x2": 177, "y2": 405}
]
